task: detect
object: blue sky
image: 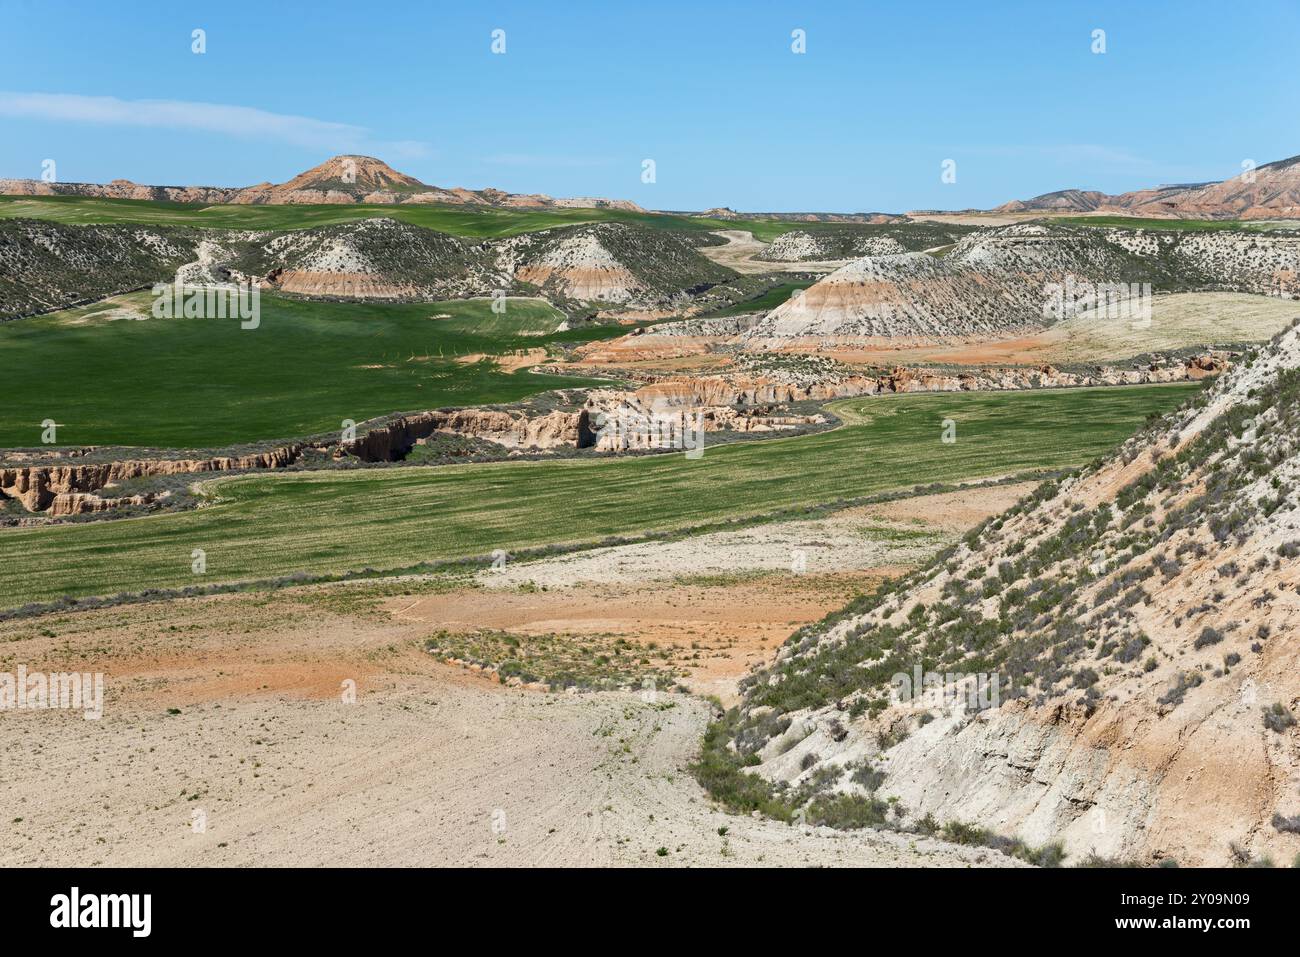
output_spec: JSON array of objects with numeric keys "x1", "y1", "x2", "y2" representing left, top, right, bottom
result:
[{"x1": 1, "y1": 0, "x2": 1296, "y2": 213}]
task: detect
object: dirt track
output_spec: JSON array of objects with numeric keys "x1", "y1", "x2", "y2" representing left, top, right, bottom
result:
[{"x1": 699, "y1": 229, "x2": 850, "y2": 275}]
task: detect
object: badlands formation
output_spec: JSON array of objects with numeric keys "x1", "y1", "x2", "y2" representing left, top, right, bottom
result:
[
  {"x1": 5, "y1": 153, "x2": 1300, "y2": 869},
  {"x1": 719, "y1": 322, "x2": 1300, "y2": 866},
  {"x1": 738, "y1": 223, "x2": 1300, "y2": 347},
  {"x1": 0, "y1": 216, "x2": 730, "y2": 319}
]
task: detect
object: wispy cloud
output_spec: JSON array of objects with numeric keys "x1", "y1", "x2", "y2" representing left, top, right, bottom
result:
[{"x1": 0, "y1": 92, "x2": 429, "y2": 157}]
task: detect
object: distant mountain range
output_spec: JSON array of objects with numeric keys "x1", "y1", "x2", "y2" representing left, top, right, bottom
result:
[
  {"x1": 0, "y1": 154, "x2": 647, "y2": 212},
  {"x1": 686, "y1": 207, "x2": 904, "y2": 225},
  {"x1": 992, "y1": 154, "x2": 1300, "y2": 220},
  {"x1": 5, "y1": 151, "x2": 1300, "y2": 221}
]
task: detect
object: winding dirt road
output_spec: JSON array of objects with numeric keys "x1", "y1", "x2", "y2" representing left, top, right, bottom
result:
[{"x1": 699, "y1": 230, "x2": 851, "y2": 275}]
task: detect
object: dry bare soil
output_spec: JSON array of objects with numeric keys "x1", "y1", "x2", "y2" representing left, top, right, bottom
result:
[{"x1": 0, "y1": 486, "x2": 1027, "y2": 867}]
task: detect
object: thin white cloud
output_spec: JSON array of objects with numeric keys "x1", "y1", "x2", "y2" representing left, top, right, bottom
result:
[{"x1": 0, "y1": 91, "x2": 428, "y2": 156}]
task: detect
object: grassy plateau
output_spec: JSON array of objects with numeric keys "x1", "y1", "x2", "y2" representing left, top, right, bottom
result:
[{"x1": 0, "y1": 382, "x2": 1200, "y2": 608}]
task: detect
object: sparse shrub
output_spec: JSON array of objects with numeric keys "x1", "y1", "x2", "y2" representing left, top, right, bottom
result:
[
  {"x1": 876, "y1": 727, "x2": 909, "y2": 751},
  {"x1": 942, "y1": 820, "x2": 1064, "y2": 866},
  {"x1": 941, "y1": 820, "x2": 989, "y2": 846},
  {"x1": 1021, "y1": 841, "x2": 1067, "y2": 868},
  {"x1": 1116, "y1": 634, "x2": 1149, "y2": 663},
  {"x1": 1272, "y1": 813, "x2": 1300, "y2": 834},
  {"x1": 1229, "y1": 841, "x2": 1251, "y2": 866},
  {"x1": 1194, "y1": 627, "x2": 1224, "y2": 649},
  {"x1": 1263, "y1": 702, "x2": 1297, "y2": 732},
  {"x1": 850, "y1": 761, "x2": 886, "y2": 792},
  {"x1": 1158, "y1": 670, "x2": 1203, "y2": 707},
  {"x1": 1077, "y1": 852, "x2": 1143, "y2": 868},
  {"x1": 806, "y1": 793, "x2": 889, "y2": 830}
]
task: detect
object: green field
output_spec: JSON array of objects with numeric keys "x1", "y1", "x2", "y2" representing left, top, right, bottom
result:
[
  {"x1": 0, "y1": 293, "x2": 618, "y2": 448},
  {"x1": 0, "y1": 194, "x2": 806, "y2": 241},
  {"x1": 8, "y1": 196, "x2": 1296, "y2": 243},
  {"x1": 0, "y1": 383, "x2": 1200, "y2": 608}
]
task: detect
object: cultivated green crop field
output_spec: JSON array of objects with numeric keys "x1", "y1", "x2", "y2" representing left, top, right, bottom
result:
[
  {"x1": 0, "y1": 293, "x2": 617, "y2": 448},
  {"x1": 0, "y1": 195, "x2": 805, "y2": 241},
  {"x1": 0, "y1": 383, "x2": 1200, "y2": 608}
]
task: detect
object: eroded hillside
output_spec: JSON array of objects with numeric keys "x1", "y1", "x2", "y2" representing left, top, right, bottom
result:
[
  {"x1": 754, "y1": 224, "x2": 974, "y2": 263},
  {"x1": 0, "y1": 217, "x2": 736, "y2": 320},
  {"x1": 743, "y1": 222, "x2": 1300, "y2": 346},
  {"x1": 0, "y1": 219, "x2": 197, "y2": 318},
  {"x1": 706, "y1": 320, "x2": 1300, "y2": 866},
  {"x1": 494, "y1": 222, "x2": 733, "y2": 305}
]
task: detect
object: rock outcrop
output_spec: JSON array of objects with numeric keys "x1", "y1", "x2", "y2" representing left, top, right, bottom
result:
[
  {"x1": 0, "y1": 445, "x2": 303, "y2": 512},
  {"x1": 626, "y1": 354, "x2": 1228, "y2": 410},
  {"x1": 336, "y1": 408, "x2": 595, "y2": 460},
  {"x1": 45, "y1": 490, "x2": 168, "y2": 517}
]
